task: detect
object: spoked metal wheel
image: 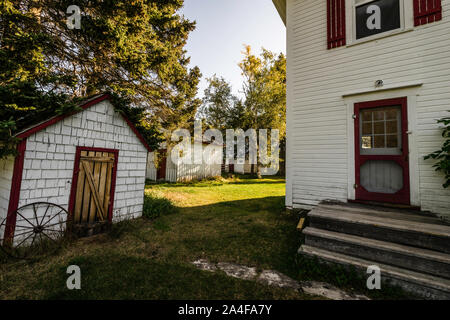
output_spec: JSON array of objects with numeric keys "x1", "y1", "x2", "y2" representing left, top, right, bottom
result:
[{"x1": 0, "y1": 202, "x2": 69, "y2": 260}]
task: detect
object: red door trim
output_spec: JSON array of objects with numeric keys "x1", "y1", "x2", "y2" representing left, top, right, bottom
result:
[
  {"x1": 68, "y1": 146, "x2": 119, "y2": 223},
  {"x1": 3, "y1": 138, "x2": 27, "y2": 241},
  {"x1": 354, "y1": 97, "x2": 410, "y2": 205}
]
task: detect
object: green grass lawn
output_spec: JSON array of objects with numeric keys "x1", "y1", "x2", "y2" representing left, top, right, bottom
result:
[
  {"x1": 0, "y1": 176, "x2": 408, "y2": 299},
  {"x1": 0, "y1": 176, "x2": 314, "y2": 300}
]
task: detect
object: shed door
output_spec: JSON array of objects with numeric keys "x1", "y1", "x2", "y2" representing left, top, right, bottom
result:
[
  {"x1": 157, "y1": 150, "x2": 167, "y2": 180},
  {"x1": 354, "y1": 98, "x2": 410, "y2": 205},
  {"x1": 72, "y1": 151, "x2": 116, "y2": 224}
]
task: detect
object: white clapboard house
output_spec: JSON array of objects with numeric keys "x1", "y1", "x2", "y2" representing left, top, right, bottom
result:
[
  {"x1": 0, "y1": 94, "x2": 151, "y2": 243},
  {"x1": 273, "y1": 0, "x2": 450, "y2": 298}
]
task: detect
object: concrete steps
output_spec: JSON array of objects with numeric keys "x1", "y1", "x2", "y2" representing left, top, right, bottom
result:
[
  {"x1": 300, "y1": 245, "x2": 450, "y2": 300},
  {"x1": 303, "y1": 227, "x2": 450, "y2": 279},
  {"x1": 298, "y1": 203, "x2": 450, "y2": 299}
]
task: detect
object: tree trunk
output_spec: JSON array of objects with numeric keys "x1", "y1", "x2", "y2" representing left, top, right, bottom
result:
[{"x1": 256, "y1": 165, "x2": 262, "y2": 179}]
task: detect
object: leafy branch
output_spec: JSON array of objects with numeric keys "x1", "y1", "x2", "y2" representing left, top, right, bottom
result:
[{"x1": 424, "y1": 113, "x2": 450, "y2": 188}]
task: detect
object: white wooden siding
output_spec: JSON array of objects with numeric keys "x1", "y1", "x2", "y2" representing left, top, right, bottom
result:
[
  {"x1": 146, "y1": 152, "x2": 157, "y2": 181},
  {"x1": 286, "y1": 0, "x2": 450, "y2": 218},
  {"x1": 166, "y1": 151, "x2": 178, "y2": 182},
  {"x1": 19, "y1": 100, "x2": 148, "y2": 222},
  {"x1": 146, "y1": 144, "x2": 222, "y2": 183}
]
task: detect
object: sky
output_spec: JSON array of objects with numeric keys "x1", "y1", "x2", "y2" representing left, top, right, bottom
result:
[{"x1": 180, "y1": 0, "x2": 286, "y2": 99}]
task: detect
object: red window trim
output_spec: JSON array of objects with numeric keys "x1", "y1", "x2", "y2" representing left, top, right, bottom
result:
[
  {"x1": 414, "y1": 0, "x2": 442, "y2": 26},
  {"x1": 354, "y1": 97, "x2": 411, "y2": 205},
  {"x1": 327, "y1": 0, "x2": 346, "y2": 49},
  {"x1": 68, "y1": 146, "x2": 120, "y2": 224}
]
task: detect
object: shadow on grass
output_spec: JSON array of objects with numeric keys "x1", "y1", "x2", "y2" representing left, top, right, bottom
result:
[
  {"x1": 36, "y1": 253, "x2": 308, "y2": 300},
  {"x1": 1, "y1": 195, "x2": 412, "y2": 300}
]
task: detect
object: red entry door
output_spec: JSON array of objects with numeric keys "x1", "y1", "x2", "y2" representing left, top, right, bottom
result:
[
  {"x1": 157, "y1": 150, "x2": 167, "y2": 180},
  {"x1": 354, "y1": 97, "x2": 410, "y2": 205}
]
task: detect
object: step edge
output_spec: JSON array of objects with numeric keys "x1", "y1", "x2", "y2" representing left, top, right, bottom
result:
[
  {"x1": 299, "y1": 245, "x2": 450, "y2": 292},
  {"x1": 303, "y1": 227, "x2": 450, "y2": 264},
  {"x1": 309, "y1": 210, "x2": 450, "y2": 238},
  {"x1": 319, "y1": 204, "x2": 442, "y2": 223}
]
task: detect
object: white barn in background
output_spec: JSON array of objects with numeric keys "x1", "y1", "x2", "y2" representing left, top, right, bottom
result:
[
  {"x1": 274, "y1": 0, "x2": 450, "y2": 220},
  {"x1": 146, "y1": 142, "x2": 222, "y2": 182},
  {"x1": 0, "y1": 94, "x2": 151, "y2": 242}
]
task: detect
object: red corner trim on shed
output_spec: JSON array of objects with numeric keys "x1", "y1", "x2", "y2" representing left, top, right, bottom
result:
[
  {"x1": 16, "y1": 93, "x2": 152, "y2": 152},
  {"x1": 4, "y1": 138, "x2": 27, "y2": 241}
]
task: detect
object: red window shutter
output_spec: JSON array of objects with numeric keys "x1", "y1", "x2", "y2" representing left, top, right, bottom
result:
[
  {"x1": 327, "y1": 0, "x2": 346, "y2": 49},
  {"x1": 414, "y1": 0, "x2": 442, "y2": 26}
]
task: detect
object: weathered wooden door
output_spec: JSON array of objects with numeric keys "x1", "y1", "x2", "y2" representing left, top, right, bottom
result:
[
  {"x1": 70, "y1": 149, "x2": 117, "y2": 224},
  {"x1": 354, "y1": 97, "x2": 410, "y2": 205}
]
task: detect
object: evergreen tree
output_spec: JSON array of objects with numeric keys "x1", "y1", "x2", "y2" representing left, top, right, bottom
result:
[
  {"x1": 200, "y1": 75, "x2": 241, "y2": 131},
  {"x1": 0, "y1": 0, "x2": 201, "y2": 157}
]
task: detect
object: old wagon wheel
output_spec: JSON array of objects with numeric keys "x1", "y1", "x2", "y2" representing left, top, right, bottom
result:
[{"x1": 0, "y1": 202, "x2": 69, "y2": 260}]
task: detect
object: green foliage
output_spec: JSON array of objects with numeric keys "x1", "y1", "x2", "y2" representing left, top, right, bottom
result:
[
  {"x1": 238, "y1": 45, "x2": 286, "y2": 140},
  {"x1": 110, "y1": 93, "x2": 164, "y2": 150},
  {"x1": 142, "y1": 193, "x2": 177, "y2": 220},
  {"x1": 199, "y1": 75, "x2": 241, "y2": 130},
  {"x1": 200, "y1": 46, "x2": 286, "y2": 138},
  {"x1": 0, "y1": 117, "x2": 18, "y2": 159},
  {"x1": 424, "y1": 113, "x2": 450, "y2": 188},
  {"x1": 200, "y1": 47, "x2": 286, "y2": 176},
  {"x1": 0, "y1": 0, "x2": 200, "y2": 157}
]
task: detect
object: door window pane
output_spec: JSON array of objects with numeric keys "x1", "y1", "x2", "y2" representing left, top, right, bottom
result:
[
  {"x1": 374, "y1": 136, "x2": 385, "y2": 148},
  {"x1": 360, "y1": 106, "x2": 401, "y2": 153},
  {"x1": 374, "y1": 111, "x2": 385, "y2": 121},
  {"x1": 362, "y1": 122, "x2": 372, "y2": 135},
  {"x1": 374, "y1": 122, "x2": 385, "y2": 134},
  {"x1": 386, "y1": 134, "x2": 399, "y2": 148},
  {"x1": 386, "y1": 120, "x2": 398, "y2": 134}
]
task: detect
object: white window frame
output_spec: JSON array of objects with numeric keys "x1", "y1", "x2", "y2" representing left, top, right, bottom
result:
[{"x1": 346, "y1": 0, "x2": 414, "y2": 46}]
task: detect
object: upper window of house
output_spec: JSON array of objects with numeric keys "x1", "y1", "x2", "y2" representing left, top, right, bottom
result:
[
  {"x1": 327, "y1": 0, "x2": 442, "y2": 49},
  {"x1": 354, "y1": 0, "x2": 402, "y2": 40}
]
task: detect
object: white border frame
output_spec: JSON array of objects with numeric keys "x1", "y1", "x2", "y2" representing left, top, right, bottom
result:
[
  {"x1": 343, "y1": 84, "x2": 422, "y2": 207},
  {"x1": 346, "y1": 0, "x2": 414, "y2": 46}
]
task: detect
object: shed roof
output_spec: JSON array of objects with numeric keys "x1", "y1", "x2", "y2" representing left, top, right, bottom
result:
[{"x1": 15, "y1": 93, "x2": 152, "y2": 152}]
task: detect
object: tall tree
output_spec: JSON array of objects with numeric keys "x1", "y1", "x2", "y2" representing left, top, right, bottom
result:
[
  {"x1": 198, "y1": 46, "x2": 286, "y2": 177},
  {"x1": 199, "y1": 75, "x2": 242, "y2": 130},
  {"x1": 0, "y1": 0, "x2": 201, "y2": 157},
  {"x1": 238, "y1": 46, "x2": 286, "y2": 176},
  {"x1": 239, "y1": 45, "x2": 286, "y2": 139}
]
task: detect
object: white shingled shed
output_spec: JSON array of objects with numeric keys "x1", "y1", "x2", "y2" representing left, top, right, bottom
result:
[{"x1": 0, "y1": 94, "x2": 151, "y2": 242}]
